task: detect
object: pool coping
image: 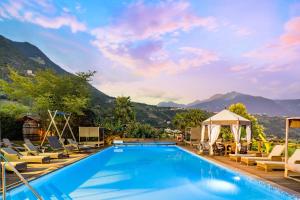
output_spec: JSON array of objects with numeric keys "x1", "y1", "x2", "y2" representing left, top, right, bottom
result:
[{"x1": 177, "y1": 145, "x2": 300, "y2": 198}]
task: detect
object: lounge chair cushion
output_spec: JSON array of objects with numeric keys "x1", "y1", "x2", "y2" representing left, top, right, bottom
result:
[{"x1": 287, "y1": 164, "x2": 300, "y2": 173}]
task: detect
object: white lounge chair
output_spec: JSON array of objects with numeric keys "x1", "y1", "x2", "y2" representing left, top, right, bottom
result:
[
  {"x1": 229, "y1": 152, "x2": 260, "y2": 162},
  {"x1": 256, "y1": 149, "x2": 300, "y2": 172},
  {"x1": 240, "y1": 145, "x2": 284, "y2": 166}
]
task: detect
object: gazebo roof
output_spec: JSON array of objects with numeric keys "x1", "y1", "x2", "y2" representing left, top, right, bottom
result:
[{"x1": 203, "y1": 109, "x2": 251, "y2": 125}]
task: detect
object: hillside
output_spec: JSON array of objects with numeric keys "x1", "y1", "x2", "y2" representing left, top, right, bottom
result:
[{"x1": 0, "y1": 35, "x2": 178, "y2": 128}]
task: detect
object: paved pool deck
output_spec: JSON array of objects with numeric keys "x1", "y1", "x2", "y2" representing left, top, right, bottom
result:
[{"x1": 181, "y1": 144, "x2": 300, "y2": 197}]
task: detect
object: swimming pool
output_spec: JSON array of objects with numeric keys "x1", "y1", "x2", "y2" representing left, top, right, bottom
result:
[{"x1": 3, "y1": 145, "x2": 298, "y2": 200}]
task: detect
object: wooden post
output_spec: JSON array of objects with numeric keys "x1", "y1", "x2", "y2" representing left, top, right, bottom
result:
[
  {"x1": 284, "y1": 118, "x2": 289, "y2": 177},
  {"x1": 235, "y1": 119, "x2": 240, "y2": 154}
]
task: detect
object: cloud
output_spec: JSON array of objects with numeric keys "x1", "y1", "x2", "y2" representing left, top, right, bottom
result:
[
  {"x1": 235, "y1": 27, "x2": 253, "y2": 37},
  {"x1": 0, "y1": 0, "x2": 86, "y2": 33},
  {"x1": 230, "y1": 64, "x2": 252, "y2": 72},
  {"x1": 242, "y1": 16, "x2": 300, "y2": 73},
  {"x1": 91, "y1": 1, "x2": 218, "y2": 76},
  {"x1": 280, "y1": 16, "x2": 300, "y2": 46},
  {"x1": 136, "y1": 87, "x2": 181, "y2": 102}
]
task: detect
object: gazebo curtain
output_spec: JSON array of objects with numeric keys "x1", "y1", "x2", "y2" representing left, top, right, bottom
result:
[
  {"x1": 200, "y1": 125, "x2": 205, "y2": 142},
  {"x1": 208, "y1": 125, "x2": 221, "y2": 154},
  {"x1": 231, "y1": 124, "x2": 241, "y2": 143},
  {"x1": 246, "y1": 125, "x2": 252, "y2": 144}
]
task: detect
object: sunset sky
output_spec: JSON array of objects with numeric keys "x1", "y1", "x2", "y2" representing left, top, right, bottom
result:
[{"x1": 0, "y1": 0, "x2": 299, "y2": 105}]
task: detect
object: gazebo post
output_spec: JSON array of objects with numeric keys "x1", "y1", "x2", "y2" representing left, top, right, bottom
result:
[
  {"x1": 209, "y1": 118, "x2": 213, "y2": 155},
  {"x1": 284, "y1": 118, "x2": 289, "y2": 177},
  {"x1": 235, "y1": 119, "x2": 240, "y2": 154}
]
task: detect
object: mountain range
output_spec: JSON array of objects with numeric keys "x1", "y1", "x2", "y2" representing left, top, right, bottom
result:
[{"x1": 158, "y1": 91, "x2": 300, "y2": 116}]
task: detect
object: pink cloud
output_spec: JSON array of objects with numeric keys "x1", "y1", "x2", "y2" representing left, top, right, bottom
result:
[
  {"x1": 91, "y1": 1, "x2": 218, "y2": 76},
  {"x1": 0, "y1": 0, "x2": 86, "y2": 33},
  {"x1": 235, "y1": 27, "x2": 253, "y2": 37},
  {"x1": 230, "y1": 64, "x2": 252, "y2": 72},
  {"x1": 243, "y1": 16, "x2": 300, "y2": 73},
  {"x1": 280, "y1": 16, "x2": 300, "y2": 46}
]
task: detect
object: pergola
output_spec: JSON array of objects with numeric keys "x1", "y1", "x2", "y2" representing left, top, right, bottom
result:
[
  {"x1": 40, "y1": 110, "x2": 77, "y2": 150},
  {"x1": 201, "y1": 109, "x2": 252, "y2": 155},
  {"x1": 284, "y1": 117, "x2": 300, "y2": 180}
]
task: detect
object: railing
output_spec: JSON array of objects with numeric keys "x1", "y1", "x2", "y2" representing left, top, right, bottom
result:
[{"x1": 0, "y1": 154, "x2": 43, "y2": 200}]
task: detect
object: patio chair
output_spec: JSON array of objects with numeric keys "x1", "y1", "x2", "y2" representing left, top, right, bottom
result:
[
  {"x1": 2, "y1": 138, "x2": 25, "y2": 151},
  {"x1": 256, "y1": 149, "x2": 300, "y2": 172},
  {"x1": 0, "y1": 148, "x2": 51, "y2": 164},
  {"x1": 198, "y1": 141, "x2": 210, "y2": 155},
  {"x1": 23, "y1": 142, "x2": 64, "y2": 159},
  {"x1": 67, "y1": 138, "x2": 92, "y2": 151},
  {"x1": 240, "y1": 145, "x2": 284, "y2": 166}
]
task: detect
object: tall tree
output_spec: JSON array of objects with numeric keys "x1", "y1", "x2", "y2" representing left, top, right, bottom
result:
[
  {"x1": 0, "y1": 68, "x2": 93, "y2": 116},
  {"x1": 114, "y1": 96, "x2": 135, "y2": 126},
  {"x1": 228, "y1": 103, "x2": 265, "y2": 138}
]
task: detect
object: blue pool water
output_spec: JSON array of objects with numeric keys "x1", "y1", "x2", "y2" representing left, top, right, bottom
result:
[{"x1": 3, "y1": 145, "x2": 298, "y2": 200}]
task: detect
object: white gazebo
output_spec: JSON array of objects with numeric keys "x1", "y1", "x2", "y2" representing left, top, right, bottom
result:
[
  {"x1": 284, "y1": 117, "x2": 300, "y2": 181},
  {"x1": 201, "y1": 109, "x2": 252, "y2": 155}
]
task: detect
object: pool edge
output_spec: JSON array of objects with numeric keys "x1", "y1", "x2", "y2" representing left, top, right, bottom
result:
[{"x1": 176, "y1": 145, "x2": 300, "y2": 198}]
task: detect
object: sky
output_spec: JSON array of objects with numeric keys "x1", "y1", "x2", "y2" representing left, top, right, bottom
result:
[{"x1": 0, "y1": 0, "x2": 300, "y2": 105}]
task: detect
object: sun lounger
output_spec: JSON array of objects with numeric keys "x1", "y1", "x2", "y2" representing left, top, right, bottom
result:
[
  {"x1": 24, "y1": 143, "x2": 64, "y2": 159},
  {"x1": 1, "y1": 148, "x2": 51, "y2": 164},
  {"x1": 240, "y1": 145, "x2": 284, "y2": 166},
  {"x1": 229, "y1": 153, "x2": 260, "y2": 162},
  {"x1": 47, "y1": 136, "x2": 73, "y2": 152},
  {"x1": 256, "y1": 149, "x2": 300, "y2": 172},
  {"x1": 67, "y1": 138, "x2": 92, "y2": 151},
  {"x1": 2, "y1": 138, "x2": 25, "y2": 151},
  {"x1": 1, "y1": 161, "x2": 27, "y2": 172}
]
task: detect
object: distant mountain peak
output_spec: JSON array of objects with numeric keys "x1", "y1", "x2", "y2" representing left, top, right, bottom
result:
[
  {"x1": 157, "y1": 101, "x2": 185, "y2": 108},
  {"x1": 187, "y1": 91, "x2": 300, "y2": 116}
]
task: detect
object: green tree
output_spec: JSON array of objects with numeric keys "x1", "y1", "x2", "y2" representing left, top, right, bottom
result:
[
  {"x1": 0, "y1": 68, "x2": 93, "y2": 116},
  {"x1": 172, "y1": 109, "x2": 209, "y2": 130},
  {"x1": 228, "y1": 103, "x2": 265, "y2": 139},
  {"x1": 125, "y1": 122, "x2": 158, "y2": 138},
  {"x1": 114, "y1": 96, "x2": 135, "y2": 126}
]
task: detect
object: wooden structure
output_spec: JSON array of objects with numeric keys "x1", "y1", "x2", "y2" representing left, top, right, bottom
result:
[
  {"x1": 284, "y1": 117, "x2": 300, "y2": 181},
  {"x1": 79, "y1": 127, "x2": 104, "y2": 147},
  {"x1": 40, "y1": 110, "x2": 77, "y2": 151},
  {"x1": 19, "y1": 115, "x2": 41, "y2": 141},
  {"x1": 184, "y1": 127, "x2": 201, "y2": 146}
]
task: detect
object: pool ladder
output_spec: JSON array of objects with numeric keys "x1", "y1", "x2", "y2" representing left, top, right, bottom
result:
[{"x1": 0, "y1": 154, "x2": 43, "y2": 200}]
